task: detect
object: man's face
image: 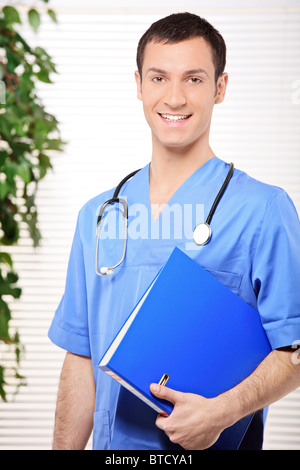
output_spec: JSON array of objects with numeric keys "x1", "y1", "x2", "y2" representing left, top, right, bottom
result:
[{"x1": 135, "y1": 37, "x2": 227, "y2": 151}]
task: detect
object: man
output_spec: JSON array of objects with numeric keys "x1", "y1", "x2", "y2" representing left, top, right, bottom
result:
[{"x1": 48, "y1": 12, "x2": 300, "y2": 450}]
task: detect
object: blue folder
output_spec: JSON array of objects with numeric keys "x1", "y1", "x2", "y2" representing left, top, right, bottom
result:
[{"x1": 99, "y1": 247, "x2": 272, "y2": 450}]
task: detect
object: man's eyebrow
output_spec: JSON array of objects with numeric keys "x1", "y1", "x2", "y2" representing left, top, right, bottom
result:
[
  {"x1": 184, "y1": 68, "x2": 209, "y2": 77},
  {"x1": 145, "y1": 67, "x2": 209, "y2": 77},
  {"x1": 145, "y1": 67, "x2": 168, "y2": 76}
]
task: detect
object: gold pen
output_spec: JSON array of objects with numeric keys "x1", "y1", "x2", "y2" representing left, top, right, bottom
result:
[{"x1": 158, "y1": 373, "x2": 169, "y2": 387}]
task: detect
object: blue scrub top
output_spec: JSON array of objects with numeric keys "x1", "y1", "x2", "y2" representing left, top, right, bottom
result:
[{"x1": 48, "y1": 157, "x2": 300, "y2": 450}]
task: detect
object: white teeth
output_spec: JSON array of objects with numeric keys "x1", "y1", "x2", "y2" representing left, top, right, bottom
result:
[{"x1": 160, "y1": 114, "x2": 190, "y2": 121}]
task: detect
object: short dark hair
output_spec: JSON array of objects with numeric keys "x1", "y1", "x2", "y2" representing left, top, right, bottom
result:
[{"x1": 136, "y1": 12, "x2": 226, "y2": 83}]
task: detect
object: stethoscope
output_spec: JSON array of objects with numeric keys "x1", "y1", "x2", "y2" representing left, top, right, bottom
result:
[{"x1": 95, "y1": 162, "x2": 234, "y2": 276}]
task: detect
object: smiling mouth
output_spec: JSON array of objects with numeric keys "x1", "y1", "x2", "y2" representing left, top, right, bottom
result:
[{"x1": 158, "y1": 113, "x2": 192, "y2": 122}]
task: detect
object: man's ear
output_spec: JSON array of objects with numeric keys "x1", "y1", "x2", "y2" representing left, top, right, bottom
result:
[
  {"x1": 214, "y1": 72, "x2": 228, "y2": 104},
  {"x1": 135, "y1": 70, "x2": 143, "y2": 101}
]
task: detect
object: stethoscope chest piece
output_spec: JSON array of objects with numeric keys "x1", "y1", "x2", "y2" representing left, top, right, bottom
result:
[{"x1": 193, "y1": 222, "x2": 211, "y2": 246}]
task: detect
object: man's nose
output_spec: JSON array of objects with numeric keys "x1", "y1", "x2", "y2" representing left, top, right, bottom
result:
[{"x1": 164, "y1": 81, "x2": 187, "y2": 108}]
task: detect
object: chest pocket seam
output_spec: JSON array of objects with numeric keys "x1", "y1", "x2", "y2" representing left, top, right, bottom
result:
[{"x1": 204, "y1": 268, "x2": 243, "y2": 294}]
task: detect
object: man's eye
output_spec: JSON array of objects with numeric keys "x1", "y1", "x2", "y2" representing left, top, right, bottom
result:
[
  {"x1": 189, "y1": 77, "x2": 202, "y2": 84},
  {"x1": 152, "y1": 77, "x2": 164, "y2": 83}
]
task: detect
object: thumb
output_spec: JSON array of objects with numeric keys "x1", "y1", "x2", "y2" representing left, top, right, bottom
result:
[{"x1": 150, "y1": 383, "x2": 182, "y2": 404}]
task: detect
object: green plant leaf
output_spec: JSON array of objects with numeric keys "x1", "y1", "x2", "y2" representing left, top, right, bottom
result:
[
  {"x1": 19, "y1": 72, "x2": 35, "y2": 102},
  {"x1": 43, "y1": 138, "x2": 65, "y2": 151},
  {"x1": 17, "y1": 162, "x2": 31, "y2": 184},
  {"x1": 2, "y1": 6, "x2": 21, "y2": 25},
  {"x1": 36, "y1": 69, "x2": 52, "y2": 83},
  {"x1": 0, "y1": 151, "x2": 7, "y2": 166},
  {"x1": 0, "y1": 182, "x2": 10, "y2": 200},
  {"x1": 0, "y1": 273, "x2": 21, "y2": 298},
  {"x1": 0, "y1": 3, "x2": 63, "y2": 402},
  {"x1": 15, "y1": 33, "x2": 32, "y2": 54},
  {"x1": 34, "y1": 47, "x2": 51, "y2": 60},
  {"x1": 28, "y1": 9, "x2": 40, "y2": 33},
  {"x1": 0, "y1": 252, "x2": 13, "y2": 268},
  {"x1": 38, "y1": 153, "x2": 52, "y2": 178},
  {"x1": 7, "y1": 271, "x2": 19, "y2": 284},
  {"x1": 47, "y1": 9, "x2": 57, "y2": 23},
  {"x1": 0, "y1": 297, "x2": 11, "y2": 338},
  {"x1": 0, "y1": 366, "x2": 7, "y2": 401},
  {"x1": 5, "y1": 47, "x2": 21, "y2": 73},
  {"x1": 0, "y1": 204, "x2": 20, "y2": 245}
]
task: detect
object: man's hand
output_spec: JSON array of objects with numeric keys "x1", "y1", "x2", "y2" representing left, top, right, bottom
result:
[
  {"x1": 151, "y1": 349, "x2": 300, "y2": 450},
  {"x1": 150, "y1": 383, "x2": 230, "y2": 450}
]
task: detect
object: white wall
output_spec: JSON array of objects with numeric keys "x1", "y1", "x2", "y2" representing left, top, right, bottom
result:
[{"x1": 0, "y1": 2, "x2": 299, "y2": 450}]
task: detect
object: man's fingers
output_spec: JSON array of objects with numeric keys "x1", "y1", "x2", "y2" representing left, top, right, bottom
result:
[
  {"x1": 155, "y1": 413, "x2": 168, "y2": 431},
  {"x1": 150, "y1": 383, "x2": 182, "y2": 404}
]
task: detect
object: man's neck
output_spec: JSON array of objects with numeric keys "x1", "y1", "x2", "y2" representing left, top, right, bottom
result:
[
  {"x1": 151, "y1": 139, "x2": 215, "y2": 190},
  {"x1": 149, "y1": 139, "x2": 216, "y2": 220}
]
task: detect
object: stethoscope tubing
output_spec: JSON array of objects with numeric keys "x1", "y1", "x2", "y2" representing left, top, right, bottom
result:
[
  {"x1": 205, "y1": 162, "x2": 234, "y2": 225},
  {"x1": 95, "y1": 162, "x2": 234, "y2": 275}
]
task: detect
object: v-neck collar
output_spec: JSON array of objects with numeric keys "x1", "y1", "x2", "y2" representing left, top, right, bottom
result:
[
  {"x1": 119, "y1": 156, "x2": 229, "y2": 267},
  {"x1": 146, "y1": 157, "x2": 221, "y2": 224}
]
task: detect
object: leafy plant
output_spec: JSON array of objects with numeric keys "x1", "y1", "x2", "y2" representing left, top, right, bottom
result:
[{"x1": 0, "y1": 2, "x2": 64, "y2": 401}]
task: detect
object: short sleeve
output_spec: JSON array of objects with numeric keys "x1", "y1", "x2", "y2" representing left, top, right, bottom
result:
[
  {"x1": 252, "y1": 190, "x2": 300, "y2": 349},
  {"x1": 48, "y1": 212, "x2": 91, "y2": 356}
]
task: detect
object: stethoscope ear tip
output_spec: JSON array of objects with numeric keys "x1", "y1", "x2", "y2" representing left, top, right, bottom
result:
[{"x1": 100, "y1": 267, "x2": 114, "y2": 275}]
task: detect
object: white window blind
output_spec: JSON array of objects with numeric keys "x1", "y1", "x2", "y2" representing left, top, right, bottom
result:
[{"x1": 0, "y1": 5, "x2": 299, "y2": 450}]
